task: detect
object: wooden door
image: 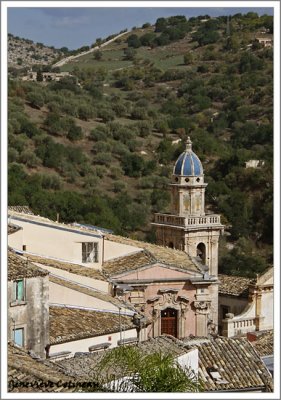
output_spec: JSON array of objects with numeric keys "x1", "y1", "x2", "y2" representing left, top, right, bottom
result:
[{"x1": 161, "y1": 308, "x2": 177, "y2": 338}]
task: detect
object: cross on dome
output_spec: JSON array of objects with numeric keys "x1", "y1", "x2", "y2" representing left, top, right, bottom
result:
[{"x1": 185, "y1": 136, "x2": 192, "y2": 151}]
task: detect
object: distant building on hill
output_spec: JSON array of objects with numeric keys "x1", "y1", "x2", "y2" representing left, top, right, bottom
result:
[
  {"x1": 245, "y1": 159, "x2": 265, "y2": 168},
  {"x1": 255, "y1": 36, "x2": 273, "y2": 47},
  {"x1": 21, "y1": 71, "x2": 71, "y2": 82}
]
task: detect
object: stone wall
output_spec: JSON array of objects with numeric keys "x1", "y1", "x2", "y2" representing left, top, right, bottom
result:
[{"x1": 8, "y1": 275, "x2": 49, "y2": 358}]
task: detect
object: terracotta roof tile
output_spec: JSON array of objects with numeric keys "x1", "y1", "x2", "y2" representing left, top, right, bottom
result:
[
  {"x1": 188, "y1": 337, "x2": 273, "y2": 392},
  {"x1": 49, "y1": 306, "x2": 136, "y2": 344},
  {"x1": 8, "y1": 251, "x2": 48, "y2": 280},
  {"x1": 8, "y1": 206, "x2": 34, "y2": 214},
  {"x1": 55, "y1": 335, "x2": 188, "y2": 381},
  {"x1": 56, "y1": 335, "x2": 273, "y2": 392},
  {"x1": 28, "y1": 254, "x2": 106, "y2": 281},
  {"x1": 103, "y1": 250, "x2": 156, "y2": 277},
  {"x1": 8, "y1": 343, "x2": 79, "y2": 393},
  {"x1": 8, "y1": 209, "x2": 102, "y2": 237},
  {"x1": 105, "y1": 234, "x2": 201, "y2": 274},
  {"x1": 218, "y1": 274, "x2": 255, "y2": 297},
  {"x1": 251, "y1": 331, "x2": 273, "y2": 357}
]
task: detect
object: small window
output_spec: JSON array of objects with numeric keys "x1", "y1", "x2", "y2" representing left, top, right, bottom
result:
[
  {"x1": 14, "y1": 328, "x2": 24, "y2": 347},
  {"x1": 82, "y1": 242, "x2": 99, "y2": 263},
  {"x1": 14, "y1": 280, "x2": 25, "y2": 302},
  {"x1": 22, "y1": 245, "x2": 27, "y2": 251}
]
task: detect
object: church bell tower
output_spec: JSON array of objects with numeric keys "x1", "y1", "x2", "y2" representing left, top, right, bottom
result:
[{"x1": 152, "y1": 137, "x2": 224, "y2": 277}]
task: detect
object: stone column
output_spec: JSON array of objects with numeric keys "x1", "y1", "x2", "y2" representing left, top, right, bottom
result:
[{"x1": 193, "y1": 301, "x2": 211, "y2": 337}]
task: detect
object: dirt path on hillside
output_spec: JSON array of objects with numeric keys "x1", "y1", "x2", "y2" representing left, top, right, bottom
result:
[{"x1": 53, "y1": 31, "x2": 129, "y2": 68}]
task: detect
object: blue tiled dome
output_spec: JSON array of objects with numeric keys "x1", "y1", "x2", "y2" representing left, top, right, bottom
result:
[{"x1": 173, "y1": 137, "x2": 203, "y2": 176}]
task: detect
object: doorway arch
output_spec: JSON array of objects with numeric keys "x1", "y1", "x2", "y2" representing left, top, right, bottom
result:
[
  {"x1": 197, "y1": 242, "x2": 206, "y2": 264},
  {"x1": 161, "y1": 308, "x2": 178, "y2": 338}
]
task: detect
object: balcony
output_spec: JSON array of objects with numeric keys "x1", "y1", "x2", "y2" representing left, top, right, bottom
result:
[
  {"x1": 153, "y1": 213, "x2": 222, "y2": 229},
  {"x1": 222, "y1": 314, "x2": 257, "y2": 337}
]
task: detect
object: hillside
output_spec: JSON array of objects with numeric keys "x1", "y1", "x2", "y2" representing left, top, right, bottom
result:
[
  {"x1": 8, "y1": 13, "x2": 273, "y2": 277},
  {"x1": 8, "y1": 34, "x2": 63, "y2": 70}
]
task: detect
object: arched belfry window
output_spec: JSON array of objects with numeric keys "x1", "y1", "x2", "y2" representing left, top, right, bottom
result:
[{"x1": 197, "y1": 242, "x2": 206, "y2": 264}]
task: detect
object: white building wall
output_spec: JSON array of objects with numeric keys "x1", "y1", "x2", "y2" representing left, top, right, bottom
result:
[
  {"x1": 8, "y1": 215, "x2": 143, "y2": 268},
  {"x1": 35, "y1": 264, "x2": 109, "y2": 292},
  {"x1": 50, "y1": 328, "x2": 137, "y2": 356},
  {"x1": 8, "y1": 229, "x2": 23, "y2": 249},
  {"x1": 104, "y1": 240, "x2": 141, "y2": 261},
  {"x1": 49, "y1": 282, "x2": 119, "y2": 312},
  {"x1": 177, "y1": 348, "x2": 199, "y2": 375},
  {"x1": 8, "y1": 216, "x2": 103, "y2": 268},
  {"x1": 260, "y1": 290, "x2": 274, "y2": 330}
]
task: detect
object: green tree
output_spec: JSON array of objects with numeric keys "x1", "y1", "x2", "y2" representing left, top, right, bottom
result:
[
  {"x1": 36, "y1": 70, "x2": 43, "y2": 82},
  {"x1": 140, "y1": 32, "x2": 156, "y2": 46},
  {"x1": 26, "y1": 91, "x2": 44, "y2": 109},
  {"x1": 127, "y1": 34, "x2": 141, "y2": 48},
  {"x1": 94, "y1": 346, "x2": 202, "y2": 393},
  {"x1": 124, "y1": 47, "x2": 137, "y2": 61},
  {"x1": 183, "y1": 52, "x2": 193, "y2": 65},
  {"x1": 67, "y1": 124, "x2": 83, "y2": 141},
  {"x1": 93, "y1": 50, "x2": 103, "y2": 60}
]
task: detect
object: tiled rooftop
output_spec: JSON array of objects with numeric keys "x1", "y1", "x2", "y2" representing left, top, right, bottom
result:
[
  {"x1": 8, "y1": 209, "x2": 102, "y2": 237},
  {"x1": 49, "y1": 306, "x2": 135, "y2": 344},
  {"x1": 251, "y1": 331, "x2": 274, "y2": 357},
  {"x1": 58, "y1": 335, "x2": 273, "y2": 392},
  {"x1": 56, "y1": 335, "x2": 273, "y2": 392},
  {"x1": 8, "y1": 251, "x2": 49, "y2": 281},
  {"x1": 8, "y1": 343, "x2": 80, "y2": 393},
  {"x1": 218, "y1": 274, "x2": 255, "y2": 297},
  {"x1": 103, "y1": 250, "x2": 156, "y2": 277},
  {"x1": 191, "y1": 337, "x2": 273, "y2": 392},
  {"x1": 105, "y1": 234, "x2": 201, "y2": 274},
  {"x1": 55, "y1": 335, "x2": 188, "y2": 381},
  {"x1": 8, "y1": 206, "x2": 34, "y2": 214},
  {"x1": 28, "y1": 254, "x2": 106, "y2": 281},
  {"x1": 49, "y1": 276, "x2": 125, "y2": 308}
]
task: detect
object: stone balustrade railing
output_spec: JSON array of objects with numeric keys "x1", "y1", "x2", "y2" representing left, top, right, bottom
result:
[
  {"x1": 154, "y1": 213, "x2": 221, "y2": 228},
  {"x1": 222, "y1": 314, "x2": 257, "y2": 337}
]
